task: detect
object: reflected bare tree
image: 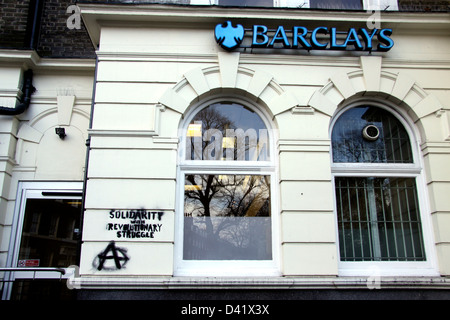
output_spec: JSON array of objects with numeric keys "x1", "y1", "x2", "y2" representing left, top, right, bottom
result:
[
  {"x1": 183, "y1": 103, "x2": 271, "y2": 260},
  {"x1": 186, "y1": 105, "x2": 232, "y2": 161},
  {"x1": 184, "y1": 174, "x2": 270, "y2": 260},
  {"x1": 331, "y1": 106, "x2": 413, "y2": 164},
  {"x1": 186, "y1": 103, "x2": 268, "y2": 161}
]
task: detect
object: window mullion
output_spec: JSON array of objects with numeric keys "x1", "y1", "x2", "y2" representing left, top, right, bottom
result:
[
  {"x1": 387, "y1": 179, "x2": 400, "y2": 259},
  {"x1": 397, "y1": 179, "x2": 408, "y2": 260},
  {"x1": 347, "y1": 179, "x2": 356, "y2": 260},
  {"x1": 354, "y1": 179, "x2": 365, "y2": 260},
  {"x1": 337, "y1": 179, "x2": 348, "y2": 260},
  {"x1": 379, "y1": 178, "x2": 391, "y2": 259},
  {"x1": 363, "y1": 179, "x2": 374, "y2": 260},
  {"x1": 403, "y1": 178, "x2": 416, "y2": 260},
  {"x1": 367, "y1": 178, "x2": 382, "y2": 261}
]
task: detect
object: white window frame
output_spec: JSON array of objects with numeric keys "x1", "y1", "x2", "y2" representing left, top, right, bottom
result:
[
  {"x1": 2, "y1": 181, "x2": 82, "y2": 300},
  {"x1": 330, "y1": 101, "x2": 439, "y2": 277},
  {"x1": 173, "y1": 96, "x2": 280, "y2": 277}
]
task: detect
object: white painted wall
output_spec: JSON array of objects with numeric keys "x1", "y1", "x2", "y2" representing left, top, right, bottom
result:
[
  {"x1": 79, "y1": 10, "x2": 450, "y2": 278},
  {"x1": 0, "y1": 56, "x2": 94, "y2": 267},
  {"x1": 1, "y1": 6, "x2": 449, "y2": 285}
]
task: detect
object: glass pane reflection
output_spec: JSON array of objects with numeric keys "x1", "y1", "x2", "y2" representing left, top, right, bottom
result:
[
  {"x1": 219, "y1": 0, "x2": 273, "y2": 7},
  {"x1": 186, "y1": 102, "x2": 269, "y2": 161},
  {"x1": 17, "y1": 199, "x2": 81, "y2": 267},
  {"x1": 332, "y1": 106, "x2": 413, "y2": 163},
  {"x1": 310, "y1": 0, "x2": 363, "y2": 10},
  {"x1": 184, "y1": 174, "x2": 271, "y2": 260},
  {"x1": 335, "y1": 177, "x2": 426, "y2": 261}
]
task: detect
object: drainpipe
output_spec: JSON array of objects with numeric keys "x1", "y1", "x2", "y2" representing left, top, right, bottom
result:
[
  {"x1": 0, "y1": 0, "x2": 42, "y2": 116},
  {"x1": 77, "y1": 56, "x2": 99, "y2": 267},
  {"x1": 0, "y1": 69, "x2": 36, "y2": 116}
]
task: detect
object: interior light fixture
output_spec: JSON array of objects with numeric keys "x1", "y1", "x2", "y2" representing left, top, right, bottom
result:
[{"x1": 187, "y1": 123, "x2": 202, "y2": 137}]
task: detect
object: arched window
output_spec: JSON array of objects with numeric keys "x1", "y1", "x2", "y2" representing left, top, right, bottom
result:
[
  {"x1": 174, "y1": 99, "x2": 279, "y2": 276},
  {"x1": 331, "y1": 103, "x2": 437, "y2": 276}
]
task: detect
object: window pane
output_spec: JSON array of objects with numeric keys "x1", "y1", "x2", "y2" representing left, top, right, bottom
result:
[
  {"x1": 332, "y1": 106, "x2": 413, "y2": 163},
  {"x1": 184, "y1": 174, "x2": 271, "y2": 260},
  {"x1": 310, "y1": 0, "x2": 363, "y2": 10},
  {"x1": 398, "y1": 0, "x2": 449, "y2": 12},
  {"x1": 335, "y1": 177, "x2": 426, "y2": 261},
  {"x1": 10, "y1": 279, "x2": 76, "y2": 301},
  {"x1": 186, "y1": 102, "x2": 269, "y2": 161},
  {"x1": 219, "y1": 0, "x2": 273, "y2": 6}
]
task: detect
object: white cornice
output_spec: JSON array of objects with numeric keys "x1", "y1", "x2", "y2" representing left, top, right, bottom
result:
[
  {"x1": 0, "y1": 50, "x2": 95, "y2": 71},
  {"x1": 78, "y1": 3, "x2": 450, "y2": 25},
  {"x1": 78, "y1": 3, "x2": 450, "y2": 48}
]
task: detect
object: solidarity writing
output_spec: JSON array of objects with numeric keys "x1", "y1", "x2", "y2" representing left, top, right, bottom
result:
[{"x1": 107, "y1": 209, "x2": 164, "y2": 239}]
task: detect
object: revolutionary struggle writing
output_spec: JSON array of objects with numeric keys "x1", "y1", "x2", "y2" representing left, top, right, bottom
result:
[{"x1": 107, "y1": 209, "x2": 164, "y2": 239}]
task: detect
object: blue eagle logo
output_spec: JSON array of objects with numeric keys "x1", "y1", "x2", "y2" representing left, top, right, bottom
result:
[{"x1": 214, "y1": 21, "x2": 245, "y2": 51}]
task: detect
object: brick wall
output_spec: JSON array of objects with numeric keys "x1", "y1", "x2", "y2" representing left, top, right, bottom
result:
[
  {"x1": 1, "y1": 1, "x2": 446, "y2": 58},
  {"x1": 37, "y1": 0, "x2": 95, "y2": 58},
  {"x1": 36, "y1": 0, "x2": 190, "y2": 58},
  {"x1": 0, "y1": 0, "x2": 192, "y2": 59},
  {"x1": 0, "y1": 0, "x2": 96, "y2": 58},
  {"x1": 0, "y1": 0, "x2": 30, "y2": 49}
]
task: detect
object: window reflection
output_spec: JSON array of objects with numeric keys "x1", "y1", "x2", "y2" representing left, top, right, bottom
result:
[
  {"x1": 218, "y1": 0, "x2": 273, "y2": 6},
  {"x1": 184, "y1": 174, "x2": 271, "y2": 260},
  {"x1": 18, "y1": 199, "x2": 81, "y2": 268},
  {"x1": 186, "y1": 102, "x2": 269, "y2": 161},
  {"x1": 332, "y1": 106, "x2": 413, "y2": 163}
]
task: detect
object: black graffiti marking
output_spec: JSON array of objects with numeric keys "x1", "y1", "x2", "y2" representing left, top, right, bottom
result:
[
  {"x1": 109, "y1": 210, "x2": 164, "y2": 220},
  {"x1": 107, "y1": 210, "x2": 165, "y2": 239},
  {"x1": 94, "y1": 241, "x2": 129, "y2": 271}
]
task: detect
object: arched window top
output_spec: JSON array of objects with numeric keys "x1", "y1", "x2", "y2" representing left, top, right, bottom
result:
[
  {"x1": 185, "y1": 102, "x2": 270, "y2": 161},
  {"x1": 331, "y1": 105, "x2": 413, "y2": 164}
]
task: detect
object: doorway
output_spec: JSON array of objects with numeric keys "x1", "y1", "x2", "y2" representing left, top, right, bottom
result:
[{"x1": 3, "y1": 182, "x2": 82, "y2": 300}]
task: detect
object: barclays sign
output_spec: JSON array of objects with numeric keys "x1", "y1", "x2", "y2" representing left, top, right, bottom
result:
[
  {"x1": 215, "y1": 21, "x2": 245, "y2": 51},
  {"x1": 215, "y1": 21, "x2": 394, "y2": 52}
]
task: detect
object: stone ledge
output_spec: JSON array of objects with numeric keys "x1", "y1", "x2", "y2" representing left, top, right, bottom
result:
[{"x1": 69, "y1": 275, "x2": 450, "y2": 290}]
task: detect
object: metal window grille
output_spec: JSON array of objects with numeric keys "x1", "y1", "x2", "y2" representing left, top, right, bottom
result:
[
  {"x1": 332, "y1": 106, "x2": 413, "y2": 163},
  {"x1": 310, "y1": 0, "x2": 363, "y2": 10},
  {"x1": 335, "y1": 177, "x2": 426, "y2": 262}
]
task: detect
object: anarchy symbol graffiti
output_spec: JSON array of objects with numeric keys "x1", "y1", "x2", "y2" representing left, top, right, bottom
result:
[{"x1": 93, "y1": 241, "x2": 129, "y2": 271}]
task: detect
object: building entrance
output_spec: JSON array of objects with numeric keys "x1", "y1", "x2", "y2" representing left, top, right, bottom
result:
[{"x1": 2, "y1": 183, "x2": 82, "y2": 300}]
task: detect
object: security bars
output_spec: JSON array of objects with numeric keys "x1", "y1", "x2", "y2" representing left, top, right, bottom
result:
[{"x1": 335, "y1": 176, "x2": 426, "y2": 262}]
